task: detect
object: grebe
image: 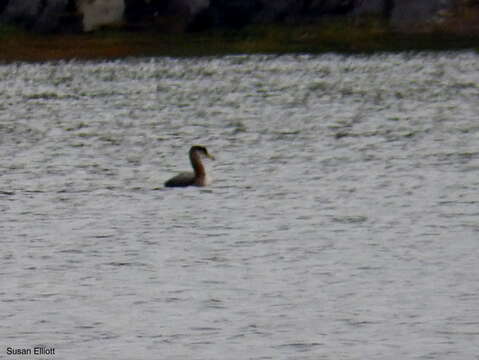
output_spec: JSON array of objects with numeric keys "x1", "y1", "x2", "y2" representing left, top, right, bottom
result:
[{"x1": 164, "y1": 145, "x2": 215, "y2": 187}]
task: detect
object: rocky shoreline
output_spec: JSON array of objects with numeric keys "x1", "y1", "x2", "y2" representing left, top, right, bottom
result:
[
  {"x1": 1, "y1": 0, "x2": 478, "y2": 62},
  {"x1": 1, "y1": 0, "x2": 478, "y2": 34}
]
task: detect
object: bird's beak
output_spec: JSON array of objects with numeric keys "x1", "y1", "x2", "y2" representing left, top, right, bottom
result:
[{"x1": 207, "y1": 153, "x2": 215, "y2": 160}]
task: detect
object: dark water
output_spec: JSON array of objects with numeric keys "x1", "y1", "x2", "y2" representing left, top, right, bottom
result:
[{"x1": 1, "y1": 53, "x2": 479, "y2": 359}]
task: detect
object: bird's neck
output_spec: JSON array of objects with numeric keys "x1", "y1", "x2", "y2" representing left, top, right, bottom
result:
[{"x1": 190, "y1": 152, "x2": 206, "y2": 178}]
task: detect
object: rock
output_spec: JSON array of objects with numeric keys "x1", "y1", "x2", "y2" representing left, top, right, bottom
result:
[
  {"x1": 123, "y1": 0, "x2": 158, "y2": 25},
  {"x1": 0, "y1": 0, "x2": 10, "y2": 15},
  {"x1": 192, "y1": 0, "x2": 358, "y2": 29},
  {"x1": 1, "y1": 0, "x2": 42, "y2": 27},
  {"x1": 391, "y1": 0, "x2": 452, "y2": 26},
  {"x1": 190, "y1": 0, "x2": 262, "y2": 29},
  {"x1": 306, "y1": 0, "x2": 356, "y2": 16},
  {"x1": 353, "y1": 0, "x2": 393, "y2": 17},
  {"x1": 187, "y1": 0, "x2": 210, "y2": 15},
  {"x1": 254, "y1": 0, "x2": 296, "y2": 22},
  {"x1": 77, "y1": 0, "x2": 125, "y2": 32},
  {"x1": 35, "y1": 0, "x2": 69, "y2": 32},
  {"x1": 257, "y1": 0, "x2": 357, "y2": 20},
  {"x1": 123, "y1": 0, "x2": 209, "y2": 32},
  {"x1": 0, "y1": 0, "x2": 79, "y2": 32},
  {"x1": 0, "y1": 0, "x2": 74, "y2": 32}
]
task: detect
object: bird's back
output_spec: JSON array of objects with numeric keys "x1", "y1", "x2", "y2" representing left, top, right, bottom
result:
[{"x1": 164, "y1": 172, "x2": 195, "y2": 187}]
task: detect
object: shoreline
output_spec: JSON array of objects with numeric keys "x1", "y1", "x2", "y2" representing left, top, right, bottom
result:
[{"x1": 1, "y1": 22, "x2": 479, "y2": 63}]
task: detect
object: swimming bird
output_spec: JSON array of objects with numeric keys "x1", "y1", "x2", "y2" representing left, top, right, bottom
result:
[{"x1": 164, "y1": 145, "x2": 215, "y2": 187}]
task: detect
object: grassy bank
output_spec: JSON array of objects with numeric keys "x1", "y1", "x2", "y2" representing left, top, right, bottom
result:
[{"x1": 1, "y1": 20, "x2": 479, "y2": 63}]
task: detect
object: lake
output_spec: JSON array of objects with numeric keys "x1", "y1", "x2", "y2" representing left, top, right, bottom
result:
[{"x1": 1, "y1": 52, "x2": 478, "y2": 359}]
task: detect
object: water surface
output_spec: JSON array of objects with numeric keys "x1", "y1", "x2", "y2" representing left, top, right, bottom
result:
[{"x1": 1, "y1": 53, "x2": 479, "y2": 359}]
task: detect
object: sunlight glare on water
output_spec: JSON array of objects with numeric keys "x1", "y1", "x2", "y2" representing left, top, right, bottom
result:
[{"x1": 1, "y1": 53, "x2": 479, "y2": 359}]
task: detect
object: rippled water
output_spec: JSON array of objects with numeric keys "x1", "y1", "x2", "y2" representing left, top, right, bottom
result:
[{"x1": 1, "y1": 53, "x2": 479, "y2": 359}]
